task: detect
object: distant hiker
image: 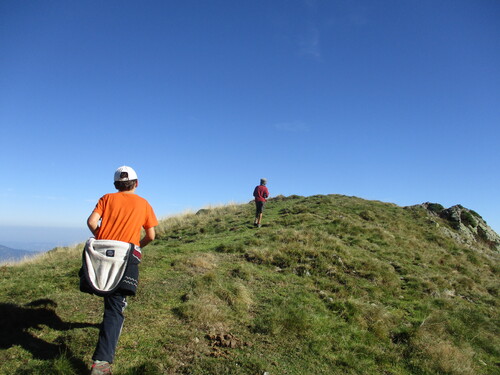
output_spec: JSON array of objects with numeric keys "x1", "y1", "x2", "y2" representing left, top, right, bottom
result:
[
  {"x1": 83, "y1": 166, "x2": 158, "y2": 375},
  {"x1": 253, "y1": 178, "x2": 269, "y2": 228}
]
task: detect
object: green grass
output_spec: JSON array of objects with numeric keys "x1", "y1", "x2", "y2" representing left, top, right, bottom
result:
[{"x1": 0, "y1": 194, "x2": 498, "y2": 374}]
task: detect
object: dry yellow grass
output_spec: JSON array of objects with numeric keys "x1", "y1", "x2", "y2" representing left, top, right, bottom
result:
[
  {"x1": 1, "y1": 243, "x2": 83, "y2": 267},
  {"x1": 156, "y1": 202, "x2": 245, "y2": 235},
  {"x1": 412, "y1": 313, "x2": 477, "y2": 375}
]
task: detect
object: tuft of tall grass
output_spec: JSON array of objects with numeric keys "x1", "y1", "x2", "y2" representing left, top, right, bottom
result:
[{"x1": 410, "y1": 313, "x2": 477, "y2": 375}]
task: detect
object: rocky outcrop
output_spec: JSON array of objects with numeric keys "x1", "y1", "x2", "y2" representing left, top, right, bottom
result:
[{"x1": 420, "y1": 202, "x2": 500, "y2": 251}]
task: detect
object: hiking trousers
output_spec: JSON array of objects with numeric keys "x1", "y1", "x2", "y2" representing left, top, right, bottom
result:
[{"x1": 92, "y1": 292, "x2": 127, "y2": 363}]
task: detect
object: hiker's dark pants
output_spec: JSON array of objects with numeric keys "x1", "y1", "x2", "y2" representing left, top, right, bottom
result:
[
  {"x1": 255, "y1": 201, "x2": 265, "y2": 216},
  {"x1": 92, "y1": 292, "x2": 127, "y2": 363}
]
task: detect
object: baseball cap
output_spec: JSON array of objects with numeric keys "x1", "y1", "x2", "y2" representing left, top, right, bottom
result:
[{"x1": 114, "y1": 166, "x2": 138, "y2": 182}]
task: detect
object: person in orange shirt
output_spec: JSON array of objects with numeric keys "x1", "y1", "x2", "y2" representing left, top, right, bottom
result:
[{"x1": 86, "y1": 166, "x2": 158, "y2": 375}]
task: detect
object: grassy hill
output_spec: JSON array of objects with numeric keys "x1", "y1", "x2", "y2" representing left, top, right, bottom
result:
[{"x1": 0, "y1": 194, "x2": 498, "y2": 375}]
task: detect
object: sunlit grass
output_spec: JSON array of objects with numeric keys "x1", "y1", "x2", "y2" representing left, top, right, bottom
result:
[{"x1": 1, "y1": 194, "x2": 498, "y2": 374}]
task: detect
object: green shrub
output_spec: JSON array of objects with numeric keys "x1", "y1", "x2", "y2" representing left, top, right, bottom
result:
[
  {"x1": 359, "y1": 210, "x2": 376, "y2": 221},
  {"x1": 460, "y1": 211, "x2": 477, "y2": 228},
  {"x1": 427, "y1": 203, "x2": 445, "y2": 214}
]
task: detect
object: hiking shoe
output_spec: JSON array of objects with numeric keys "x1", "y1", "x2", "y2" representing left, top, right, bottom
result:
[
  {"x1": 91, "y1": 361, "x2": 112, "y2": 375},
  {"x1": 257, "y1": 224, "x2": 261, "y2": 228}
]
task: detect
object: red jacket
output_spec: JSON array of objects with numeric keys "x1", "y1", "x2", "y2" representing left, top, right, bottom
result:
[{"x1": 253, "y1": 185, "x2": 269, "y2": 202}]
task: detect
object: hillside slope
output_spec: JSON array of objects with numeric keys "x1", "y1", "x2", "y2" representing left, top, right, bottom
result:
[{"x1": 0, "y1": 194, "x2": 498, "y2": 375}]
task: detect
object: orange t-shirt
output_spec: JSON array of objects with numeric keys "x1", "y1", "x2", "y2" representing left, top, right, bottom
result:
[{"x1": 93, "y1": 192, "x2": 158, "y2": 247}]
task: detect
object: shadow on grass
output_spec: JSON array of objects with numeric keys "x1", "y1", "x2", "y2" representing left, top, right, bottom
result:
[
  {"x1": 122, "y1": 363, "x2": 163, "y2": 375},
  {"x1": 0, "y1": 298, "x2": 98, "y2": 373}
]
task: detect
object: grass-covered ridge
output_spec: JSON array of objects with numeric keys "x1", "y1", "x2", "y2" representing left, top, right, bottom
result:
[{"x1": 0, "y1": 194, "x2": 498, "y2": 374}]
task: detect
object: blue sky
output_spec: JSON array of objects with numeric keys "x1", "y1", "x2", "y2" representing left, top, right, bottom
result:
[{"x1": 1, "y1": 0, "x2": 499, "y2": 247}]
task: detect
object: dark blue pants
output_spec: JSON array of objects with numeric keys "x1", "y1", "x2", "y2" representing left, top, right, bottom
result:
[
  {"x1": 92, "y1": 293, "x2": 127, "y2": 363},
  {"x1": 255, "y1": 201, "x2": 265, "y2": 216}
]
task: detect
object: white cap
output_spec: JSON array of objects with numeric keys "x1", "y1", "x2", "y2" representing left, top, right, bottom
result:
[{"x1": 114, "y1": 166, "x2": 138, "y2": 182}]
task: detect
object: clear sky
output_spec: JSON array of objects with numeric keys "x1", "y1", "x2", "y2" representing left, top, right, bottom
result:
[{"x1": 1, "y1": 0, "x2": 499, "y2": 246}]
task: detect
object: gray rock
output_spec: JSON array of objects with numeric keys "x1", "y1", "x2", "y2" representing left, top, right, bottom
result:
[{"x1": 419, "y1": 203, "x2": 500, "y2": 251}]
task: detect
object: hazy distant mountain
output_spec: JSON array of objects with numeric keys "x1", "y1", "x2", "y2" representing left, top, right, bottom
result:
[
  {"x1": 0, "y1": 225, "x2": 88, "y2": 252},
  {"x1": 0, "y1": 244, "x2": 38, "y2": 263}
]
